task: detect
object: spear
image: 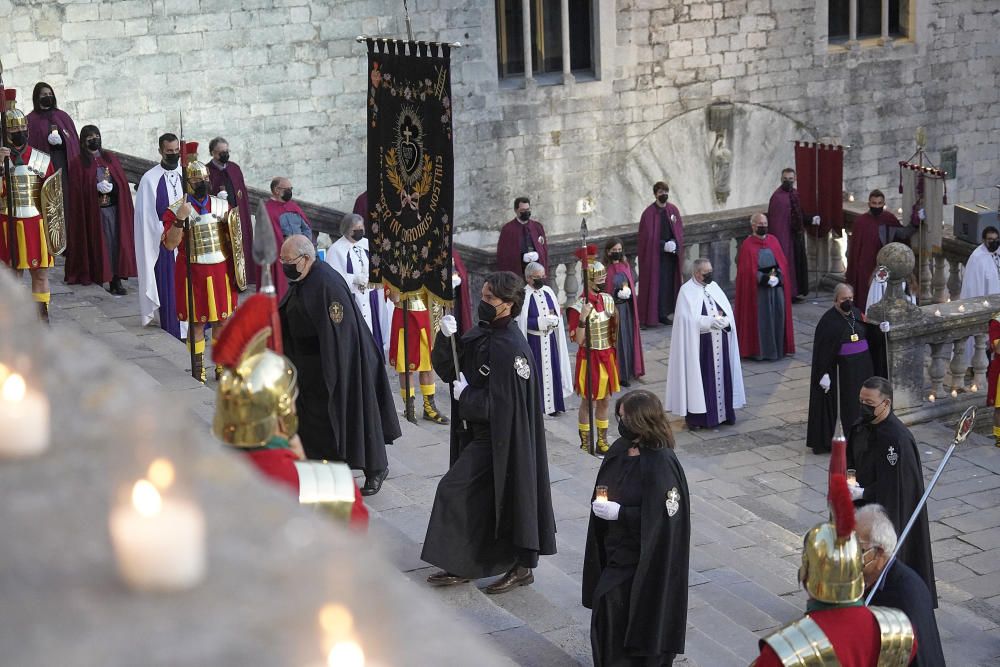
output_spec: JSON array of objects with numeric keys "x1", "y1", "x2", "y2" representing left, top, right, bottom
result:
[
  {"x1": 180, "y1": 112, "x2": 198, "y2": 381},
  {"x1": 252, "y1": 193, "x2": 282, "y2": 354},
  {"x1": 579, "y1": 216, "x2": 596, "y2": 457}
]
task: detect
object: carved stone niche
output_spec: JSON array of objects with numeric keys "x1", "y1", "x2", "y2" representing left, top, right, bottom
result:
[{"x1": 707, "y1": 101, "x2": 734, "y2": 206}]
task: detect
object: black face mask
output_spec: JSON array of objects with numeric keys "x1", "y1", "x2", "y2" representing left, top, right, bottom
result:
[
  {"x1": 85, "y1": 138, "x2": 101, "y2": 151},
  {"x1": 755, "y1": 226, "x2": 767, "y2": 237},
  {"x1": 282, "y1": 261, "x2": 302, "y2": 282},
  {"x1": 701, "y1": 272, "x2": 714, "y2": 285},
  {"x1": 218, "y1": 152, "x2": 230, "y2": 164},
  {"x1": 657, "y1": 193, "x2": 669, "y2": 204},
  {"x1": 281, "y1": 189, "x2": 293, "y2": 202},
  {"x1": 162, "y1": 153, "x2": 180, "y2": 169},
  {"x1": 986, "y1": 240, "x2": 1000, "y2": 253},
  {"x1": 39, "y1": 96, "x2": 55, "y2": 110},
  {"x1": 780, "y1": 181, "x2": 793, "y2": 192},
  {"x1": 869, "y1": 206, "x2": 884, "y2": 217},
  {"x1": 8, "y1": 131, "x2": 27, "y2": 147},
  {"x1": 617, "y1": 416, "x2": 639, "y2": 442},
  {"x1": 839, "y1": 299, "x2": 854, "y2": 313},
  {"x1": 192, "y1": 182, "x2": 209, "y2": 199},
  {"x1": 350, "y1": 229, "x2": 365, "y2": 242},
  {"x1": 859, "y1": 401, "x2": 882, "y2": 424},
  {"x1": 531, "y1": 278, "x2": 545, "y2": 289},
  {"x1": 477, "y1": 300, "x2": 498, "y2": 324},
  {"x1": 609, "y1": 251, "x2": 622, "y2": 261},
  {"x1": 518, "y1": 210, "x2": 531, "y2": 222}
]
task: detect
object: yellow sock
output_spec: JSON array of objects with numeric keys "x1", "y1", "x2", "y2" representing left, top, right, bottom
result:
[
  {"x1": 993, "y1": 426, "x2": 1000, "y2": 438},
  {"x1": 189, "y1": 338, "x2": 206, "y2": 354},
  {"x1": 579, "y1": 423, "x2": 590, "y2": 433},
  {"x1": 420, "y1": 383, "x2": 436, "y2": 397},
  {"x1": 596, "y1": 418, "x2": 609, "y2": 429},
  {"x1": 400, "y1": 387, "x2": 415, "y2": 400},
  {"x1": 31, "y1": 292, "x2": 50, "y2": 304}
]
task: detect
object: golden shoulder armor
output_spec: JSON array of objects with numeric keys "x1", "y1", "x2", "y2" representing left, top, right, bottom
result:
[
  {"x1": 869, "y1": 606, "x2": 915, "y2": 667},
  {"x1": 761, "y1": 616, "x2": 838, "y2": 666},
  {"x1": 294, "y1": 460, "x2": 357, "y2": 523}
]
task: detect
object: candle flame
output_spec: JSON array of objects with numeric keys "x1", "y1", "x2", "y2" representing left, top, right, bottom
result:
[
  {"x1": 327, "y1": 641, "x2": 365, "y2": 667},
  {"x1": 971, "y1": 384, "x2": 979, "y2": 392},
  {"x1": 897, "y1": 207, "x2": 903, "y2": 214},
  {"x1": 950, "y1": 389, "x2": 958, "y2": 398},
  {"x1": 848, "y1": 194, "x2": 855, "y2": 202},
  {"x1": 1, "y1": 373, "x2": 26, "y2": 402},
  {"x1": 958, "y1": 305, "x2": 966, "y2": 312},
  {"x1": 132, "y1": 479, "x2": 162, "y2": 517},
  {"x1": 928, "y1": 394, "x2": 936, "y2": 402},
  {"x1": 934, "y1": 309, "x2": 942, "y2": 317},
  {"x1": 148, "y1": 458, "x2": 175, "y2": 490},
  {"x1": 319, "y1": 604, "x2": 354, "y2": 636}
]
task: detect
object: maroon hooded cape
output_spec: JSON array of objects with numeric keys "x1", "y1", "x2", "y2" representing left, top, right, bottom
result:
[
  {"x1": 453, "y1": 249, "x2": 472, "y2": 333},
  {"x1": 845, "y1": 210, "x2": 901, "y2": 309},
  {"x1": 254, "y1": 199, "x2": 302, "y2": 302},
  {"x1": 208, "y1": 160, "x2": 253, "y2": 261},
  {"x1": 26, "y1": 86, "x2": 79, "y2": 166},
  {"x1": 735, "y1": 234, "x2": 795, "y2": 358},
  {"x1": 66, "y1": 150, "x2": 137, "y2": 284},
  {"x1": 605, "y1": 260, "x2": 645, "y2": 377},
  {"x1": 636, "y1": 202, "x2": 684, "y2": 327},
  {"x1": 496, "y1": 218, "x2": 548, "y2": 274},
  {"x1": 353, "y1": 191, "x2": 368, "y2": 218},
  {"x1": 766, "y1": 187, "x2": 803, "y2": 297}
]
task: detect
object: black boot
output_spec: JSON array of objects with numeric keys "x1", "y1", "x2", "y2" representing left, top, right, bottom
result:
[
  {"x1": 361, "y1": 466, "x2": 389, "y2": 496},
  {"x1": 37, "y1": 301, "x2": 50, "y2": 325},
  {"x1": 192, "y1": 351, "x2": 206, "y2": 384},
  {"x1": 422, "y1": 393, "x2": 450, "y2": 425},
  {"x1": 111, "y1": 277, "x2": 127, "y2": 295}
]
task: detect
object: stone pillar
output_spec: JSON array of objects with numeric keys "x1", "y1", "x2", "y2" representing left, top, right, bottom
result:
[
  {"x1": 829, "y1": 234, "x2": 846, "y2": 274},
  {"x1": 521, "y1": 0, "x2": 533, "y2": 85},
  {"x1": 559, "y1": 0, "x2": 574, "y2": 85}
]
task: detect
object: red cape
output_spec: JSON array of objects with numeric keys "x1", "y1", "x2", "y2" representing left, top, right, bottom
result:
[
  {"x1": 635, "y1": 202, "x2": 684, "y2": 327},
  {"x1": 208, "y1": 161, "x2": 253, "y2": 260},
  {"x1": 735, "y1": 234, "x2": 795, "y2": 357},
  {"x1": 255, "y1": 199, "x2": 312, "y2": 302},
  {"x1": 453, "y1": 249, "x2": 472, "y2": 333},
  {"x1": 988, "y1": 319, "x2": 1000, "y2": 405},
  {"x1": 605, "y1": 261, "x2": 645, "y2": 377},
  {"x1": 845, "y1": 211, "x2": 900, "y2": 308},
  {"x1": 353, "y1": 191, "x2": 368, "y2": 217},
  {"x1": 66, "y1": 150, "x2": 138, "y2": 284},
  {"x1": 496, "y1": 218, "x2": 548, "y2": 274}
]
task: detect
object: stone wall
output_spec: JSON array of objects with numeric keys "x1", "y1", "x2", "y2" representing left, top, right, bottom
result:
[{"x1": 2, "y1": 0, "x2": 997, "y2": 244}]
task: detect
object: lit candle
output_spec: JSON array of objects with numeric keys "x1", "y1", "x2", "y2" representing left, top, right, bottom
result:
[
  {"x1": 984, "y1": 300, "x2": 990, "y2": 307},
  {"x1": 848, "y1": 193, "x2": 855, "y2": 202},
  {"x1": 928, "y1": 393, "x2": 936, "y2": 402},
  {"x1": 958, "y1": 304, "x2": 966, "y2": 313},
  {"x1": 846, "y1": 468, "x2": 857, "y2": 487},
  {"x1": 934, "y1": 309, "x2": 942, "y2": 317},
  {"x1": 594, "y1": 485, "x2": 609, "y2": 503},
  {"x1": 971, "y1": 384, "x2": 979, "y2": 392},
  {"x1": 109, "y1": 478, "x2": 206, "y2": 592},
  {"x1": 320, "y1": 603, "x2": 365, "y2": 667},
  {"x1": 0, "y1": 370, "x2": 50, "y2": 459},
  {"x1": 328, "y1": 641, "x2": 365, "y2": 667},
  {"x1": 950, "y1": 389, "x2": 958, "y2": 398}
]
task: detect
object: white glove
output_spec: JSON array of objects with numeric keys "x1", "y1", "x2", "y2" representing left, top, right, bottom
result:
[
  {"x1": 849, "y1": 484, "x2": 865, "y2": 501},
  {"x1": 352, "y1": 273, "x2": 367, "y2": 287},
  {"x1": 918, "y1": 208, "x2": 926, "y2": 221},
  {"x1": 452, "y1": 272, "x2": 462, "y2": 287},
  {"x1": 452, "y1": 372, "x2": 468, "y2": 399},
  {"x1": 819, "y1": 373, "x2": 831, "y2": 392},
  {"x1": 710, "y1": 317, "x2": 726, "y2": 331},
  {"x1": 592, "y1": 500, "x2": 620, "y2": 521},
  {"x1": 698, "y1": 315, "x2": 716, "y2": 333},
  {"x1": 811, "y1": 215, "x2": 821, "y2": 226},
  {"x1": 217, "y1": 190, "x2": 228, "y2": 201},
  {"x1": 618, "y1": 286, "x2": 632, "y2": 300},
  {"x1": 879, "y1": 321, "x2": 891, "y2": 333},
  {"x1": 522, "y1": 251, "x2": 539, "y2": 263},
  {"x1": 767, "y1": 276, "x2": 779, "y2": 287},
  {"x1": 96, "y1": 180, "x2": 114, "y2": 194},
  {"x1": 440, "y1": 314, "x2": 458, "y2": 338},
  {"x1": 47, "y1": 130, "x2": 62, "y2": 146},
  {"x1": 663, "y1": 240, "x2": 677, "y2": 253},
  {"x1": 543, "y1": 314, "x2": 560, "y2": 329}
]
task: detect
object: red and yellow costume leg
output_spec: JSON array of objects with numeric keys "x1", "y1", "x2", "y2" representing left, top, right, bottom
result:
[
  {"x1": 574, "y1": 348, "x2": 620, "y2": 400},
  {"x1": 1, "y1": 214, "x2": 54, "y2": 270},
  {"x1": 175, "y1": 259, "x2": 237, "y2": 324},
  {"x1": 389, "y1": 308, "x2": 432, "y2": 373}
]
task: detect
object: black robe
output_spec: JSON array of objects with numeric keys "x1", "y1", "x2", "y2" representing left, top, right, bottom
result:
[
  {"x1": 583, "y1": 439, "x2": 690, "y2": 663},
  {"x1": 279, "y1": 262, "x2": 401, "y2": 472},
  {"x1": 850, "y1": 412, "x2": 937, "y2": 606},
  {"x1": 806, "y1": 305, "x2": 877, "y2": 453},
  {"x1": 869, "y1": 560, "x2": 945, "y2": 667},
  {"x1": 421, "y1": 319, "x2": 557, "y2": 578}
]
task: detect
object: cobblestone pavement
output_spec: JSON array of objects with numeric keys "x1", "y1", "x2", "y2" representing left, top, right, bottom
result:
[{"x1": 44, "y1": 270, "x2": 1000, "y2": 666}]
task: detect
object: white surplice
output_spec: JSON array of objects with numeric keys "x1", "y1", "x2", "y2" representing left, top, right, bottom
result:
[
  {"x1": 517, "y1": 285, "x2": 573, "y2": 414},
  {"x1": 325, "y1": 236, "x2": 390, "y2": 353}
]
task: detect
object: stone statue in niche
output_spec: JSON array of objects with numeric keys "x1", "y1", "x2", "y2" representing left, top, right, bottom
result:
[{"x1": 711, "y1": 130, "x2": 732, "y2": 205}]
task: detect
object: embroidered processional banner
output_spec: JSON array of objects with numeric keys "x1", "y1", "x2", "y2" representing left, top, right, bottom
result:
[{"x1": 365, "y1": 38, "x2": 455, "y2": 302}]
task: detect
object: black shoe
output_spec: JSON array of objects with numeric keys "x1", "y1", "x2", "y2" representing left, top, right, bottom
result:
[
  {"x1": 426, "y1": 570, "x2": 470, "y2": 586},
  {"x1": 111, "y1": 278, "x2": 127, "y2": 296},
  {"x1": 485, "y1": 565, "x2": 533, "y2": 594},
  {"x1": 361, "y1": 467, "x2": 389, "y2": 496}
]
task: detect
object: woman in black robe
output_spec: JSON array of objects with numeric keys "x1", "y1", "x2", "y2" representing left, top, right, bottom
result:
[
  {"x1": 604, "y1": 239, "x2": 644, "y2": 386},
  {"x1": 583, "y1": 390, "x2": 690, "y2": 666}
]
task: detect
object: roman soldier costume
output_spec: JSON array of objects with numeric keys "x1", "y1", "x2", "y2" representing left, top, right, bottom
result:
[
  {"x1": 1, "y1": 88, "x2": 65, "y2": 321},
  {"x1": 389, "y1": 289, "x2": 449, "y2": 424}
]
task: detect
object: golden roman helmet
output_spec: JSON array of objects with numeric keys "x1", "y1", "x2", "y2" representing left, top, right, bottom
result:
[
  {"x1": 799, "y1": 473, "x2": 864, "y2": 604},
  {"x1": 182, "y1": 141, "x2": 209, "y2": 192},
  {"x1": 212, "y1": 295, "x2": 299, "y2": 447},
  {"x1": 575, "y1": 243, "x2": 606, "y2": 288},
  {"x1": 3, "y1": 88, "x2": 27, "y2": 133}
]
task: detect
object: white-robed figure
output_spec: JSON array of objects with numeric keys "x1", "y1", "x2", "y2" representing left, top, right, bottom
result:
[
  {"x1": 133, "y1": 132, "x2": 186, "y2": 340},
  {"x1": 517, "y1": 262, "x2": 573, "y2": 415},
  {"x1": 665, "y1": 258, "x2": 746, "y2": 428},
  {"x1": 325, "y1": 213, "x2": 390, "y2": 357},
  {"x1": 958, "y1": 225, "x2": 1000, "y2": 362}
]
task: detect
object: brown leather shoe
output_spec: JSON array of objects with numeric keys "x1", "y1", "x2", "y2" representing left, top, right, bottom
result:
[
  {"x1": 426, "y1": 570, "x2": 469, "y2": 586},
  {"x1": 484, "y1": 566, "x2": 533, "y2": 594}
]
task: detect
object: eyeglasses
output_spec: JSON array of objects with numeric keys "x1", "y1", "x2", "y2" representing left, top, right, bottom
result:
[{"x1": 281, "y1": 253, "x2": 305, "y2": 265}]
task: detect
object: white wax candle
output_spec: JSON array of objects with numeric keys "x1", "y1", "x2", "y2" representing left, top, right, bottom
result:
[
  {"x1": 109, "y1": 480, "x2": 206, "y2": 592},
  {"x1": 0, "y1": 373, "x2": 50, "y2": 459}
]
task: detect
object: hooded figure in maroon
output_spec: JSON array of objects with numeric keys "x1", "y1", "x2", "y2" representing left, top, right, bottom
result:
[
  {"x1": 735, "y1": 214, "x2": 795, "y2": 360},
  {"x1": 67, "y1": 125, "x2": 137, "y2": 291},
  {"x1": 636, "y1": 181, "x2": 684, "y2": 327},
  {"x1": 497, "y1": 196, "x2": 548, "y2": 275},
  {"x1": 206, "y1": 136, "x2": 253, "y2": 271}
]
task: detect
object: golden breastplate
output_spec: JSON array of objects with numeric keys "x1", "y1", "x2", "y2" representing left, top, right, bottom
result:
[
  {"x1": 176, "y1": 196, "x2": 230, "y2": 265},
  {"x1": 576, "y1": 294, "x2": 615, "y2": 350},
  {"x1": 5, "y1": 152, "x2": 50, "y2": 218},
  {"x1": 404, "y1": 295, "x2": 427, "y2": 312}
]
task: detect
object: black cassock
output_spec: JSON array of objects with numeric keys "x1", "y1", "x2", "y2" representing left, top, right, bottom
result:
[
  {"x1": 870, "y1": 560, "x2": 946, "y2": 667},
  {"x1": 421, "y1": 318, "x2": 557, "y2": 579},
  {"x1": 806, "y1": 305, "x2": 879, "y2": 453},
  {"x1": 850, "y1": 412, "x2": 937, "y2": 606},
  {"x1": 279, "y1": 262, "x2": 401, "y2": 473},
  {"x1": 583, "y1": 439, "x2": 690, "y2": 666}
]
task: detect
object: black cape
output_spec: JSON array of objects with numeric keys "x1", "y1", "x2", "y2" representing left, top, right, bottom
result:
[
  {"x1": 279, "y1": 262, "x2": 401, "y2": 471},
  {"x1": 850, "y1": 412, "x2": 937, "y2": 606},
  {"x1": 583, "y1": 439, "x2": 690, "y2": 658},
  {"x1": 423, "y1": 321, "x2": 557, "y2": 575},
  {"x1": 806, "y1": 305, "x2": 878, "y2": 452},
  {"x1": 870, "y1": 560, "x2": 945, "y2": 667}
]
